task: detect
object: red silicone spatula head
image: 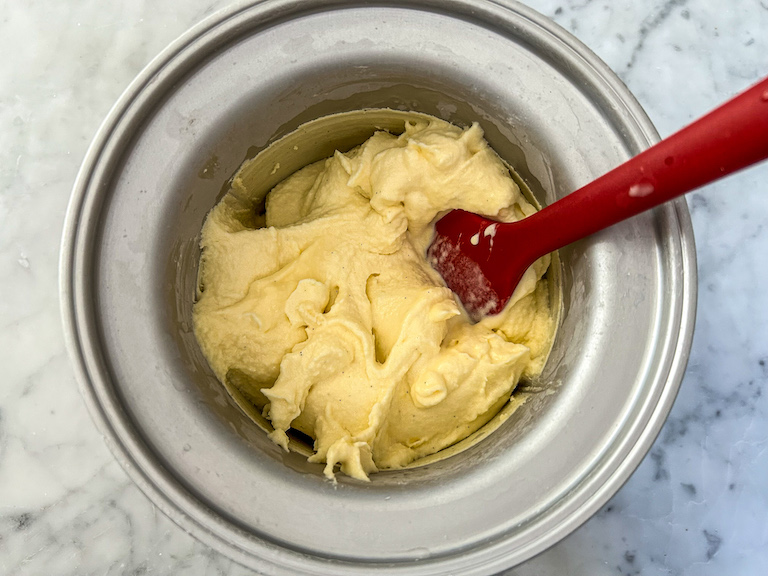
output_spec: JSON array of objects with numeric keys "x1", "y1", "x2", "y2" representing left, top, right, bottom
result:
[
  {"x1": 428, "y1": 210, "x2": 534, "y2": 321},
  {"x1": 428, "y1": 76, "x2": 768, "y2": 321}
]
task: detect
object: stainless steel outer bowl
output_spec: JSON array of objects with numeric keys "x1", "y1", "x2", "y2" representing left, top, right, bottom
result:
[{"x1": 60, "y1": 1, "x2": 697, "y2": 574}]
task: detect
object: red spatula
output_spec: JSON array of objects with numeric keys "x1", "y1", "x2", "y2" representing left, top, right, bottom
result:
[{"x1": 427, "y1": 76, "x2": 768, "y2": 321}]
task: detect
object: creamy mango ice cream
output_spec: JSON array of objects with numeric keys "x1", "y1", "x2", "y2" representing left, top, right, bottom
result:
[{"x1": 193, "y1": 113, "x2": 555, "y2": 480}]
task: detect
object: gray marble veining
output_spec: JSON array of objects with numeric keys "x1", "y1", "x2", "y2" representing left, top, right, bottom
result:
[{"x1": 1, "y1": 1, "x2": 766, "y2": 574}]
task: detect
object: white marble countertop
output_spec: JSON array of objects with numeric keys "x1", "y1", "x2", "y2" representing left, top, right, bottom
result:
[{"x1": 2, "y1": 0, "x2": 766, "y2": 574}]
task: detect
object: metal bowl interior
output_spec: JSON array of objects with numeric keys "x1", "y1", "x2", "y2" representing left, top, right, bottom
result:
[{"x1": 61, "y1": 1, "x2": 696, "y2": 575}]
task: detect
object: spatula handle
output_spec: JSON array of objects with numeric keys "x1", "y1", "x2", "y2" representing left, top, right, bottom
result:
[{"x1": 518, "y1": 76, "x2": 768, "y2": 256}]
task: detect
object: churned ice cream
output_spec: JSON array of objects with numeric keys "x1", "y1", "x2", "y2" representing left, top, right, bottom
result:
[{"x1": 193, "y1": 112, "x2": 555, "y2": 480}]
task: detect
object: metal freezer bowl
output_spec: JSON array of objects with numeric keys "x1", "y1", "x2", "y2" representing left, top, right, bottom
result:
[{"x1": 60, "y1": 1, "x2": 696, "y2": 574}]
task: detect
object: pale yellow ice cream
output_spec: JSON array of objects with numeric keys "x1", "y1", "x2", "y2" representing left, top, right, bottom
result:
[{"x1": 193, "y1": 113, "x2": 555, "y2": 480}]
